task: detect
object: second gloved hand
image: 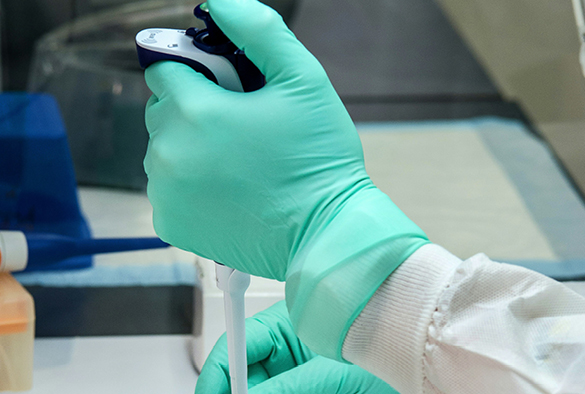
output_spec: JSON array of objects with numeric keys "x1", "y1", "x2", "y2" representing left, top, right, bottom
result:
[
  {"x1": 195, "y1": 301, "x2": 399, "y2": 394},
  {"x1": 144, "y1": 0, "x2": 428, "y2": 359}
]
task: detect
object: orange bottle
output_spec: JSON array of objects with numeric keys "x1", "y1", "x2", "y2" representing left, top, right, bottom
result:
[{"x1": 0, "y1": 273, "x2": 35, "y2": 391}]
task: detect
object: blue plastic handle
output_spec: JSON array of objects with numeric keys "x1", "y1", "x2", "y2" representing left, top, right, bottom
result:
[{"x1": 25, "y1": 233, "x2": 169, "y2": 270}]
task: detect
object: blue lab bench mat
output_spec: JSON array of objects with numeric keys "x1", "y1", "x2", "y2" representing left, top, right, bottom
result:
[
  {"x1": 357, "y1": 117, "x2": 585, "y2": 280},
  {"x1": 12, "y1": 116, "x2": 585, "y2": 338}
]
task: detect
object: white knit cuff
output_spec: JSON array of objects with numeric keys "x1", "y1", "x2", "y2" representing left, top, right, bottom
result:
[{"x1": 341, "y1": 243, "x2": 461, "y2": 394}]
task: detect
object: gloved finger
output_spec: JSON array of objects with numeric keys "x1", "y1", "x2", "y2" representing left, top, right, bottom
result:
[
  {"x1": 146, "y1": 92, "x2": 159, "y2": 107},
  {"x1": 196, "y1": 302, "x2": 313, "y2": 394},
  {"x1": 195, "y1": 362, "x2": 269, "y2": 394},
  {"x1": 195, "y1": 321, "x2": 282, "y2": 394},
  {"x1": 207, "y1": 0, "x2": 327, "y2": 86},
  {"x1": 247, "y1": 362, "x2": 270, "y2": 389},
  {"x1": 144, "y1": 60, "x2": 225, "y2": 104},
  {"x1": 144, "y1": 94, "x2": 162, "y2": 136},
  {"x1": 248, "y1": 356, "x2": 399, "y2": 394}
]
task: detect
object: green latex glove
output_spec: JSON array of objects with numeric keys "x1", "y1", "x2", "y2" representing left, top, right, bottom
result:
[
  {"x1": 144, "y1": 0, "x2": 429, "y2": 359},
  {"x1": 195, "y1": 301, "x2": 399, "y2": 394}
]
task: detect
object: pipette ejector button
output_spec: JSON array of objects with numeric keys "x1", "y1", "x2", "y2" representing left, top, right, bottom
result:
[{"x1": 193, "y1": 3, "x2": 230, "y2": 47}]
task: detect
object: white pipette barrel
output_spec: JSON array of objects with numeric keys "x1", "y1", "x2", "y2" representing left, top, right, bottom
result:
[{"x1": 215, "y1": 263, "x2": 250, "y2": 394}]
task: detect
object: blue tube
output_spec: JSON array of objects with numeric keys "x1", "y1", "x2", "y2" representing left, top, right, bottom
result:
[{"x1": 25, "y1": 233, "x2": 169, "y2": 270}]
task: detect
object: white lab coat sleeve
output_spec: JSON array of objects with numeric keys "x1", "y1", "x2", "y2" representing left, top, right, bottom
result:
[{"x1": 342, "y1": 243, "x2": 585, "y2": 394}]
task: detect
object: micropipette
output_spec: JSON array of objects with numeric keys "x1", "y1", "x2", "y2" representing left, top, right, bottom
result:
[
  {"x1": 215, "y1": 263, "x2": 250, "y2": 394},
  {"x1": 136, "y1": 4, "x2": 264, "y2": 392},
  {"x1": 135, "y1": 3, "x2": 264, "y2": 92}
]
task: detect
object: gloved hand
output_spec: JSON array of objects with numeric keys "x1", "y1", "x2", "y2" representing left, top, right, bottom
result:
[
  {"x1": 144, "y1": 0, "x2": 429, "y2": 359},
  {"x1": 195, "y1": 301, "x2": 399, "y2": 394}
]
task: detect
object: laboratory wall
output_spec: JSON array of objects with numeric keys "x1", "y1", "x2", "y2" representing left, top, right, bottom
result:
[
  {"x1": 437, "y1": 0, "x2": 585, "y2": 193},
  {"x1": 1, "y1": 0, "x2": 583, "y2": 194},
  {"x1": 291, "y1": 0, "x2": 527, "y2": 121},
  {"x1": 2, "y1": 0, "x2": 504, "y2": 108},
  {"x1": 0, "y1": 0, "x2": 298, "y2": 91}
]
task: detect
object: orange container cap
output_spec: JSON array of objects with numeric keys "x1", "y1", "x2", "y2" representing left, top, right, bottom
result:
[{"x1": 0, "y1": 273, "x2": 35, "y2": 335}]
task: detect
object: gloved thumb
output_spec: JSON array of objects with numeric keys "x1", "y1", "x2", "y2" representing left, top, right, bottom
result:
[
  {"x1": 207, "y1": 0, "x2": 326, "y2": 85},
  {"x1": 248, "y1": 356, "x2": 398, "y2": 394}
]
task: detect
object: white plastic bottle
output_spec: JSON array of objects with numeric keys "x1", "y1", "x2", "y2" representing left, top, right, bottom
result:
[
  {"x1": 0, "y1": 231, "x2": 28, "y2": 273},
  {"x1": 0, "y1": 272, "x2": 35, "y2": 391}
]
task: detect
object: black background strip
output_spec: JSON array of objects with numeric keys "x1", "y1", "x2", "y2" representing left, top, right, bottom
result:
[{"x1": 26, "y1": 286, "x2": 194, "y2": 337}]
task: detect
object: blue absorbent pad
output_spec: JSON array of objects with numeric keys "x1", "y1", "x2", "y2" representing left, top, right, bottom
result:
[
  {"x1": 14, "y1": 262, "x2": 197, "y2": 287},
  {"x1": 357, "y1": 117, "x2": 585, "y2": 280},
  {"x1": 10, "y1": 116, "x2": 585, "y2": 284},
  {"x1": 0, "y1": 93, "x2": 92, "y2": 270}
]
